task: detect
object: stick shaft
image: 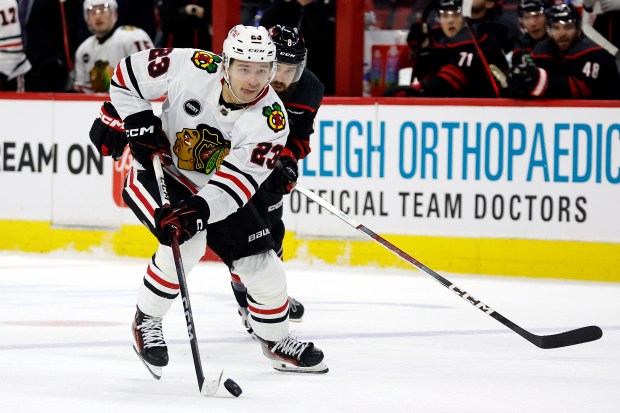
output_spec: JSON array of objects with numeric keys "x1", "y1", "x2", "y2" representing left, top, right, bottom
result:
[
  {"x1": 152, "y1": 156, "x2": 206, "y2": 390},
  {"x1": 294, "y1": 184, "x2": 602, "y2": 349}
]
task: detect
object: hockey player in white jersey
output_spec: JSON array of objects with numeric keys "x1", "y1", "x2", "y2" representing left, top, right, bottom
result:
[
  {"x1": 0, "y1": 0, "x2": 30, "y2": 91},
  {"x1": 108, "y1": 25, "x2": 328, "y2": 378},
  {"x1": 74, "y1": 0, "x2": 153, "y2": 93}
]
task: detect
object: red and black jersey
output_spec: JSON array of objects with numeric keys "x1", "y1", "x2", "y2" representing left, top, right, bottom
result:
[
  {"x1": 416, "y1": 27, "x2": 508, "y2": 97},
  {"x1": 531, "y1": 35, "x2": 620, "y2": 99},
  {"x1": 280, "y1": 68, "x2": 324, "y2": 161}
]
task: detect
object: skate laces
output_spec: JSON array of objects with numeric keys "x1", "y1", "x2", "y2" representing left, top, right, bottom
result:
[
  {"x1": 138, "y1": 315, "x2": 166, "y2": 349},
  {"x1": 288, "y1": 298, "x2": 298, "y2": 312},
  {"x1": 271, "y1": 335, "x2": 310, "y2": 360}
]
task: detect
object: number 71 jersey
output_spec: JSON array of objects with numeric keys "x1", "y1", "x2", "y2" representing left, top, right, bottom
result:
[{"x1": 110, "y1": 48, "x2": 289, "y2": 223}]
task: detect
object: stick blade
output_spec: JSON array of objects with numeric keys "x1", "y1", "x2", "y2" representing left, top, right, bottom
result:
[
  {"x1": 534, "y1": 326, "x2": 603, "y2": 349},
  {"x1": 200, "y1": 370, "x2": 224, "y2": 397}
]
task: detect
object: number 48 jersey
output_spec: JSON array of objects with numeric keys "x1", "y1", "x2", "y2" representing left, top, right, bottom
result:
[
  {"x1": 531, "y1": 35, "x2": 620, "y2": 99},
  {"x1": 110, "y1": 48, "x2": 289, "y2": 224}
]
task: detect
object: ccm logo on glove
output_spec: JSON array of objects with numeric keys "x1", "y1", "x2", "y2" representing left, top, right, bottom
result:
[{"x1": 126, "y1": 126, "x2": 155, "y2": 137}]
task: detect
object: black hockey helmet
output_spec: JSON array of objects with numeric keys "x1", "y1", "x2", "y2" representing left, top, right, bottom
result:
[
  {"x1": 437, "y1": 0, "x2": 462, "y2": 13},
  {"x1": 518, "y1": 0, "x2": 552, "y2": 16},
  {"x1": 546, "y1": 3, "x2": 581, "y2": 26},
  {"x1": 269, "y1": 25, "x2": 307, "y2": 82},
  {"x1": 269, "y1": 25, "x2": 307, "y2": 65}
]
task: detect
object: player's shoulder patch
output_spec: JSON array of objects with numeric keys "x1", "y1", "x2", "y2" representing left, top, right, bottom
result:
[
  {"x1": 191, "y1": 50, "x2": 222, "y2": 74},
  {"x1": 119, "y1": 25, "x2": 138, "y2": 31},
  {"x1": 262, "y1": 102, "x2": 287, "y2": 132}
]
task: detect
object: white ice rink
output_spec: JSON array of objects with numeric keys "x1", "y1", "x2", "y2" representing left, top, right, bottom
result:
[{"x1": 0, "y1": 252, "x2": 618, "y2": 413}]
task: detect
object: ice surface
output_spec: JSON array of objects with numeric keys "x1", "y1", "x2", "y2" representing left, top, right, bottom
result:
[{"x1": 0, "y1": 252, "x2": 618, "y2": 413}]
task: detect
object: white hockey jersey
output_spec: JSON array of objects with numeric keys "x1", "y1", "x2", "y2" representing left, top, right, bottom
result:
[
  {"x1": 74, "y1": 25, "x2": 153, "y2": 93},
  {"x1": 110, "y1": 48, "x2": 289, "y2": 224},
  {"x1": 0, "y1": 0, "x2": 31, "y2": 79}
]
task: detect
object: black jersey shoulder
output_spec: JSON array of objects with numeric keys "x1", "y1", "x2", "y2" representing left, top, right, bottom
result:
[
  {"x1": 533, "y1": 35, "x2": 606, "y2": 59},
  {"x1": 284, "y1": 68, "x2": 325, "y2": 112}
]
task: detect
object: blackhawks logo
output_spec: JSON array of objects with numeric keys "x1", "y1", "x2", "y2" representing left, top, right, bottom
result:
[
  {"x1": 174, "y1": 124, "x2": 230, "y2": 174},
  {"x1": 262, "y1": 103, "x2": 286, "y2": 132},
  {"x1": 191, "y1": 51, "x2": 221, "y2": 73}
]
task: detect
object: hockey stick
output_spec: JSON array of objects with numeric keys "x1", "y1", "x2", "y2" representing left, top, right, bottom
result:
[
  {"x1": 461, "y1": 0, "x2": 501, "y2": 97},
  {"x1": 152, "y1": 155, "x2": 228, "y2": 397},
  {"x1": 581, "y1": 24, "x2": 620, "y2": 74},
  {"x1": 58, "y1": 0, "x2": 74, "y2": 72},
  {"x1": 294, "y1": 184, "x2": 603, "y2": 349}
]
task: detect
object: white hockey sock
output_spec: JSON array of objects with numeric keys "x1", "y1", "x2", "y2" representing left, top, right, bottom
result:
[{"x1": 232, "y1": 250, "x2": 289, "y2": 341}]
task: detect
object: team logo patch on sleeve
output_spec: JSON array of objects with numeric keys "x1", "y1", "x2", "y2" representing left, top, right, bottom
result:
[
  {"x1": 174, "y1": 124, "x2": 230, "y2": 174},
  {"x1": 262, "y1": 103, "x2": 286, "y2": 132},
  {"x1": 191, "y1": 51, "x2": 221, "y2": 73}
]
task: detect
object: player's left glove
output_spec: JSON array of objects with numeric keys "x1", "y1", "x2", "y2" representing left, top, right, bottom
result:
[
  {"x1": 154, "y1": 196, "x2": 210, "y2": 246},
  {"x1": 262, "y1": 155, "x2": 298, "y2": 194},
  {"x1": 89, "y1": 101, "x2": 128, "y2": 160}
]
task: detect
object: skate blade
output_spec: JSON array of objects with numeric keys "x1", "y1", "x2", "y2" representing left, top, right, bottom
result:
[
  {"x1": 132, "y1": 345, "x2": 162, "y2": 380},
  {"x1": 271, "y1": 360, "x2": 329, "y2": 374},
  {"x1": 289, "y1": 317, "x2": 303, "y2": 323}
]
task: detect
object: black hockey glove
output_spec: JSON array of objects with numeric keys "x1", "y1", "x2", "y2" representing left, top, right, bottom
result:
[
  {"x1": 154, "y1": 195, "x2": 210, "y2": 246},
  {"x1": 89, "y1": 101, "x2": 128, "y2": 160},
  {"x1": 124, "y1": 110, "x2": 173, "y2": 169},
  {"x1": 262, "y1": 155, "x2": 298, "y2": 194},
  {"x1": 506, "y1": 59, "x2": 548, "y2": 98}
]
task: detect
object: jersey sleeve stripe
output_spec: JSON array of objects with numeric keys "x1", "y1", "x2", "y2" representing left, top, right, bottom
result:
[
  {"x1": 284, "y1": 101, "x2": 317, "y2": 112},
  {"x1": 124, "y1": 56, "x2": 145, "y2": 99},
  {"x1": 114, "y1": 62, "x2": 129, "y2": 89},
  {"x1": 209, "y1": 180, "x2": 244, "y2": 208},
  {"x1": 110, "y1": 78, "x2": 129, "y2": 91},
  {"x1": 221, "y1": 160, "x2": 258, "y2": 190},
  {"x1": 288, "y1": 138, "x2": 310, "y2": 160},
  {"x1": 214, "y1": 170, "x2": 252, "y2": 201}
]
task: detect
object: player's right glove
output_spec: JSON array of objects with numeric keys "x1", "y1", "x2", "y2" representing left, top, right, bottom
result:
[
  {"x1": 89, "y1": 101, "x2": 128, "y2": 161},
  {"x1": 262, "y1": 155, "x2": 299, "y2": 194},
  {"x1": 506, "y1": 56, "x2": 548, "y2": 98},
  {"x1": 154, "y1": 196, "x2": 210, "y2": 246},
  {"x1": 124, "y1": 110, "x2": 173, "y2": 169}
]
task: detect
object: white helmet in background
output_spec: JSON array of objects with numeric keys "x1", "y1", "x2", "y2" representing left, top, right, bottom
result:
[
  {"x1": 83, "y1": 0, "x2": 118, "y2": 22},
  {"x1": 222, "y1": 25, "x2": 277, "y2": 93}
]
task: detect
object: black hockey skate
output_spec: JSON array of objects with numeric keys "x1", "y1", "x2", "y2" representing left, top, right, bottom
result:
[
  {"x1": 132, "y1": 306, "x2": 168, "y2": 380},
  {"x1": 260, "y1": 335, "x2": 328, "y2": 374}
]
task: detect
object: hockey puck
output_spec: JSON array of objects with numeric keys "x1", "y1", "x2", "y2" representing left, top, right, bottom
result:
[{"x1": 223, "y1": 378, "x2": 242, "y2": 397}]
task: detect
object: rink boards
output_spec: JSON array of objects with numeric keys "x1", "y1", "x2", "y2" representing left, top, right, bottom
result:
[{"x1": 0, "y1": 93, "x2": 618, "y2": 281}]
